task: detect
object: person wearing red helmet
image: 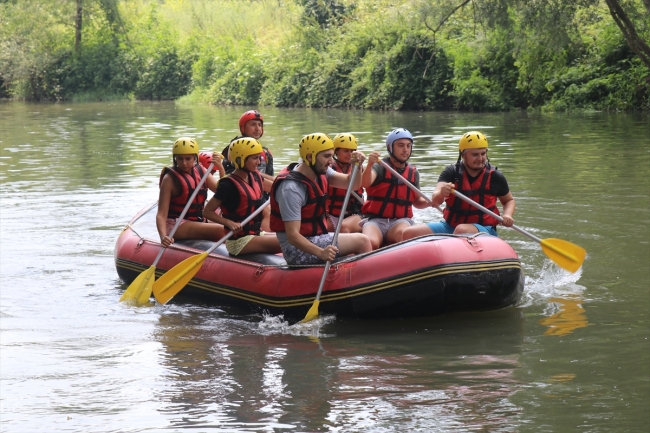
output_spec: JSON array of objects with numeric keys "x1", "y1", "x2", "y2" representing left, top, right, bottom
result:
[
  {"x1": 198, "y1": 151, "x2": 225, "y2": 178},
  {"x1": 221, "y1": 110, "x2": 274, "y2": 180}
]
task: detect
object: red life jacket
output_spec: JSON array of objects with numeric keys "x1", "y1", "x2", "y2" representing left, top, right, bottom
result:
[
  {"x1": 159, "y1": 165, "x2": 207, "y2": 221},
  {"x1": 327, "y1": 161, "x2": 364, "y2": 218},
  {"x1": 221, "y1": 171, "x2": 265, "y2": 239},
  {"x1": 362, "y1": 157, "x2": 417, "y2": 219},
  {"x1": 270, "y1": 167, "x2": 329, "y2": 237},
  {"x1": 443, "y1": 163, "x2": 501, "y2": 227}
]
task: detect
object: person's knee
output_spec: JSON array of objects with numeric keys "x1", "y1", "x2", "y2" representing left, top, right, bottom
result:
[
  {"x1": 453, "y1": 224, "x2": 478, "y2": 234},
  {"x1": 401, "y1": 226, "x2": 420, "y2": 241}
]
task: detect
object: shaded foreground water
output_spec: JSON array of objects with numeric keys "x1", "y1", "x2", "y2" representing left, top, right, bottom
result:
[{"x1": 1, "y1": 101, "x2": 648, "y2": 432}]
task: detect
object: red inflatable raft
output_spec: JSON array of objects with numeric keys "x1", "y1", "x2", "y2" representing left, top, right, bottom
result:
[{"x1": 115, "y1": 203, "x2": 525, "y2": 319}]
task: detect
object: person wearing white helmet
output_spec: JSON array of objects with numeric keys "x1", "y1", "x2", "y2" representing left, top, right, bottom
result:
[
  {"x1": 269, "y1": 133, "x2": 372, "y2": 265},
  {"x1": 402, "y1": 131, "x2": 515, "y2": 239},
  {"x1": 156, "y1": 137, "x2": 225, "y2": 248},
  {"x1": 360, "y1": 128, "x2": 431, "y2": 250}
]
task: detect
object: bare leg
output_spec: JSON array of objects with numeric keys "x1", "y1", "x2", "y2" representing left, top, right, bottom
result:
[
  {"x1": 385, "y1": 221, "x2": 410, "y2": 246},
  {"x1": 239, "y1": 234, "x2": 282, "y2": 255},
  {"x1": 336, "y1": 233, "x2": 372, "y2": 256},
  {"x1": 453, "y1": 224, "x2": 479, "y2": 234},
  {"x1": 402, "y1": 223, "x2": 434, "y2": 241},
  {"x1": 341, "y1": 215, "x2": 362, "y2": 233},
  {"x1": 174, "y1": 221, "x2": 225, "y2": 242},
  {"x1": 362, "y1": 224, "x2": 384, "y2": 250}
]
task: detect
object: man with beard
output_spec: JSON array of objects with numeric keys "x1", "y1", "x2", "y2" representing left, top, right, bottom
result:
[
  {"x1": 360, "y1": 128, "x2": 431, "y2": 250},
  {"x1": 402, "y1": 131, "x2": 515, "y2": 239},
  {"x1": 270, "y1": 133, "x2": 372, "y2": 265}
]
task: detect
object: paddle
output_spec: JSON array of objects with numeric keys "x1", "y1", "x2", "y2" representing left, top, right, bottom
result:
[
  {"x1": 300, "y1": 163, "x2": 360, "y2": 323},
  {"x1": 378, "y1": 159, "x2": 586, "y2": 273},
  {"x1": 152, "y1": 200, "x2": 271, "y2": 305},
  {"x1": 119, "y1": 162, "x2": 215, "y2": 304},
  {"x1": 351, "y1": 190, "x2": 365, "y2": 204}
]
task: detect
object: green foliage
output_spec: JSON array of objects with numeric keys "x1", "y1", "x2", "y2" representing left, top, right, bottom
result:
[{"x1": 0, "y1": 0, "x2": 648, "y2": 111}]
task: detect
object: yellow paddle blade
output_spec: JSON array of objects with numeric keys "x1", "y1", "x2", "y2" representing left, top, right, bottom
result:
[
  {"x1": 300, "y1": 300, "x2": 320, "y2": 323},
  {"x1": 540, "y1": 238, "x2": 587, "y2": 273},
  {"x1": 153, "y1": 252, "x2": 209, "y2": 305},
  {"x1": 120, "y1": 265, "x2": 155, "y2": 302}
]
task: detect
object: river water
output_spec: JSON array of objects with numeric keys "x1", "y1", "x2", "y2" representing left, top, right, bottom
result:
[{"x1": 1, "y1": 101, "x2": 648, "y2": 432}]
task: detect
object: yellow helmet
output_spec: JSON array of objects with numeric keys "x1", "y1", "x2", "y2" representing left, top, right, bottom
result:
[
  {"x1": 173, "y1": 137, "x2": 199, "y2": 155},
  {"x1": 299, "y1": 133, "x2": 333, "y2": 163},
  {"x1": 332, "y1": 133, "x2": 358, "y2": 151},
  {"x1": 229, "y1": 137, "x2": 263, "y2": 170},
  {"x1": 459, "y1": 131, "x2": 488, "y2": 153}
]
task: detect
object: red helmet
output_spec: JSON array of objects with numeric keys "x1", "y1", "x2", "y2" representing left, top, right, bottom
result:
[
  {"x1": 239, "y1": 110, "x2": 264, "y2": 138},
  {"x1": 198, "y1": 152, "x2": 217, "y2": 173}
]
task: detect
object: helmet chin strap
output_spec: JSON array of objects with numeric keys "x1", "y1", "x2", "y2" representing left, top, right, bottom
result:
[{"x1": 390, "y1": 152, "x2": 408, "y2": 165}]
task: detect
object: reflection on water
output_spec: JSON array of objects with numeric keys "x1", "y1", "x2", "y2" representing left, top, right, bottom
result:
[
  {"x1": 151, "y1": 308, "x2": 525, "y2": 431},
  {"x1": 1, "y1": 102, "x2": 648, "y2": 432},
  {"x1": 539, "y1": 297, "x2": 589, "y2": 337}
]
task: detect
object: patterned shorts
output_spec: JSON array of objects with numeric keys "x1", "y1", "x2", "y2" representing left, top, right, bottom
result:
[
  {"x1": 280, "y1": 233, "x2": 336, "y2": 265},
  {"x1": 225, "y1": 235, "x2": 255, "y2": 256}
]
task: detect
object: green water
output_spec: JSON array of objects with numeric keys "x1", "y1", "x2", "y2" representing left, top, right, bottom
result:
[{"x1": 1, "y1": 101, "x2": 648, "y2": 432}]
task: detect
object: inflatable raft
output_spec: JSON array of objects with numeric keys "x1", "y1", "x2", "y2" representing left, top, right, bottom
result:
[{"x1": 115, "y1": 203, "x2": 525, "y2": 319}]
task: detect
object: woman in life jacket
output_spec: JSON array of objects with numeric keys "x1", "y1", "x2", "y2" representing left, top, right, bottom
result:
[
  {"x1": 326, "y1": 133, "x2": 365, "y2": 233},
  {"x1": 402, "y1": 131, "x2": 516, "y2": 240},
  {"x1": 203, "y1": 138, "x2": 281, "y2": 256},
  {"x1": 360, "y1": 128, "x2": 431, "y2": 250},
  {"x1": 156, "y1": 137, "x2": 225, "y2": 248}
]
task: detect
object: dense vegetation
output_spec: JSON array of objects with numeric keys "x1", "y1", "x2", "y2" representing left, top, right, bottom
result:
[{"x1": 1, "y1": 0, "x2": 648, "y2": 111}]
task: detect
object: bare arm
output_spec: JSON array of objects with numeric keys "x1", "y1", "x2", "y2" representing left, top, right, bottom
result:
[
  {"x1": 431, "y1": 181, "x2": 454, "y2": 207},
  {"x1": 361, "y1": 151, "x2": 380, "y2": 188},
  {"x1": 203, "y1": 196, "x2": 241, "y2": 232},
  {"x1": 498, "y1": 192, "x2": 516, "y2": 227},
  {"x1": 156, "y1": 174, "x2": 176, "y2": 247}
]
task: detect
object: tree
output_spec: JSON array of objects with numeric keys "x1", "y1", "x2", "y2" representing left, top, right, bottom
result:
[{"x1": 604, "y1": 0, "x2": 650, "y2": 69}]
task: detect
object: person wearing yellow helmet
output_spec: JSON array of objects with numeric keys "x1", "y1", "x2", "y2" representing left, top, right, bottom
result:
[
  {"x1": 402, "y1": 131, "x2": 516, "y2": 240},
  {"x1": 326, "y1": 133, "x2": 365, "y2": 234},
  {"x1": 360, "y1": 128, "x2": 431, "y2": 250},
  {"x1": 202, "y1": 138, "x2": 281, "y2": 256},
  {"x1": 269, "y1": 133, "x2": 372, "y2": 265},
  {"x1": 156, "y1": 137, "x2": 225, "y2": 248}
]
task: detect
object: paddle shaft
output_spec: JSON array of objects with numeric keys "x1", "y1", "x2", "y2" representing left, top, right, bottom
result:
[
  {"x1": 449, "y1": 188, "x2": 541, "y2": 242},
  {"x1": 377, "y1": 159, "x2": 443, "y2": 213},
  {"x1": 313, "y1": 164, "x2": 360, "y2": 303},
  {"x1": 153, "y1": 162, "x2": 215, "y2": 266},
  {"x1": 351, "y1": 190, "x2": 364, "y2": 204}
]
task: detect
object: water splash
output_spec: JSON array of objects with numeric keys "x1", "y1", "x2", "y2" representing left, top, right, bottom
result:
[
  {"x1": 256, "y1": 313, "x2": 336, "y2": 338},
  {"x1": 519, "y1": 259, "x2": 585, "y2": 307}
]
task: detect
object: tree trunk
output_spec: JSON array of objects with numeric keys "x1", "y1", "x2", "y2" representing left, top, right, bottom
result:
[
  {"x1": 75, "y1": 0, "x2": 83, "y2": 53},
  {"x1": 604, "y1": 0, "x2": 650, "y2": 70}
]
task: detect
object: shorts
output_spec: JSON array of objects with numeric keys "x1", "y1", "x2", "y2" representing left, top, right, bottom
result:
[
  {"x1": 426, "y1": 220, "x2": 498, "y2": 237},
  {"x1": 225, "y1": 235, "x2": 254, "y2": 256},
  {"x1": 280, "y1": 233, "x2": 336, "y2": 265},
  {"x1": 361, "y1": 217, "x2": 414, "y2": 238},
  {"x1": 165, "y1": 218, "x2": 188, "y2": 236}
]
